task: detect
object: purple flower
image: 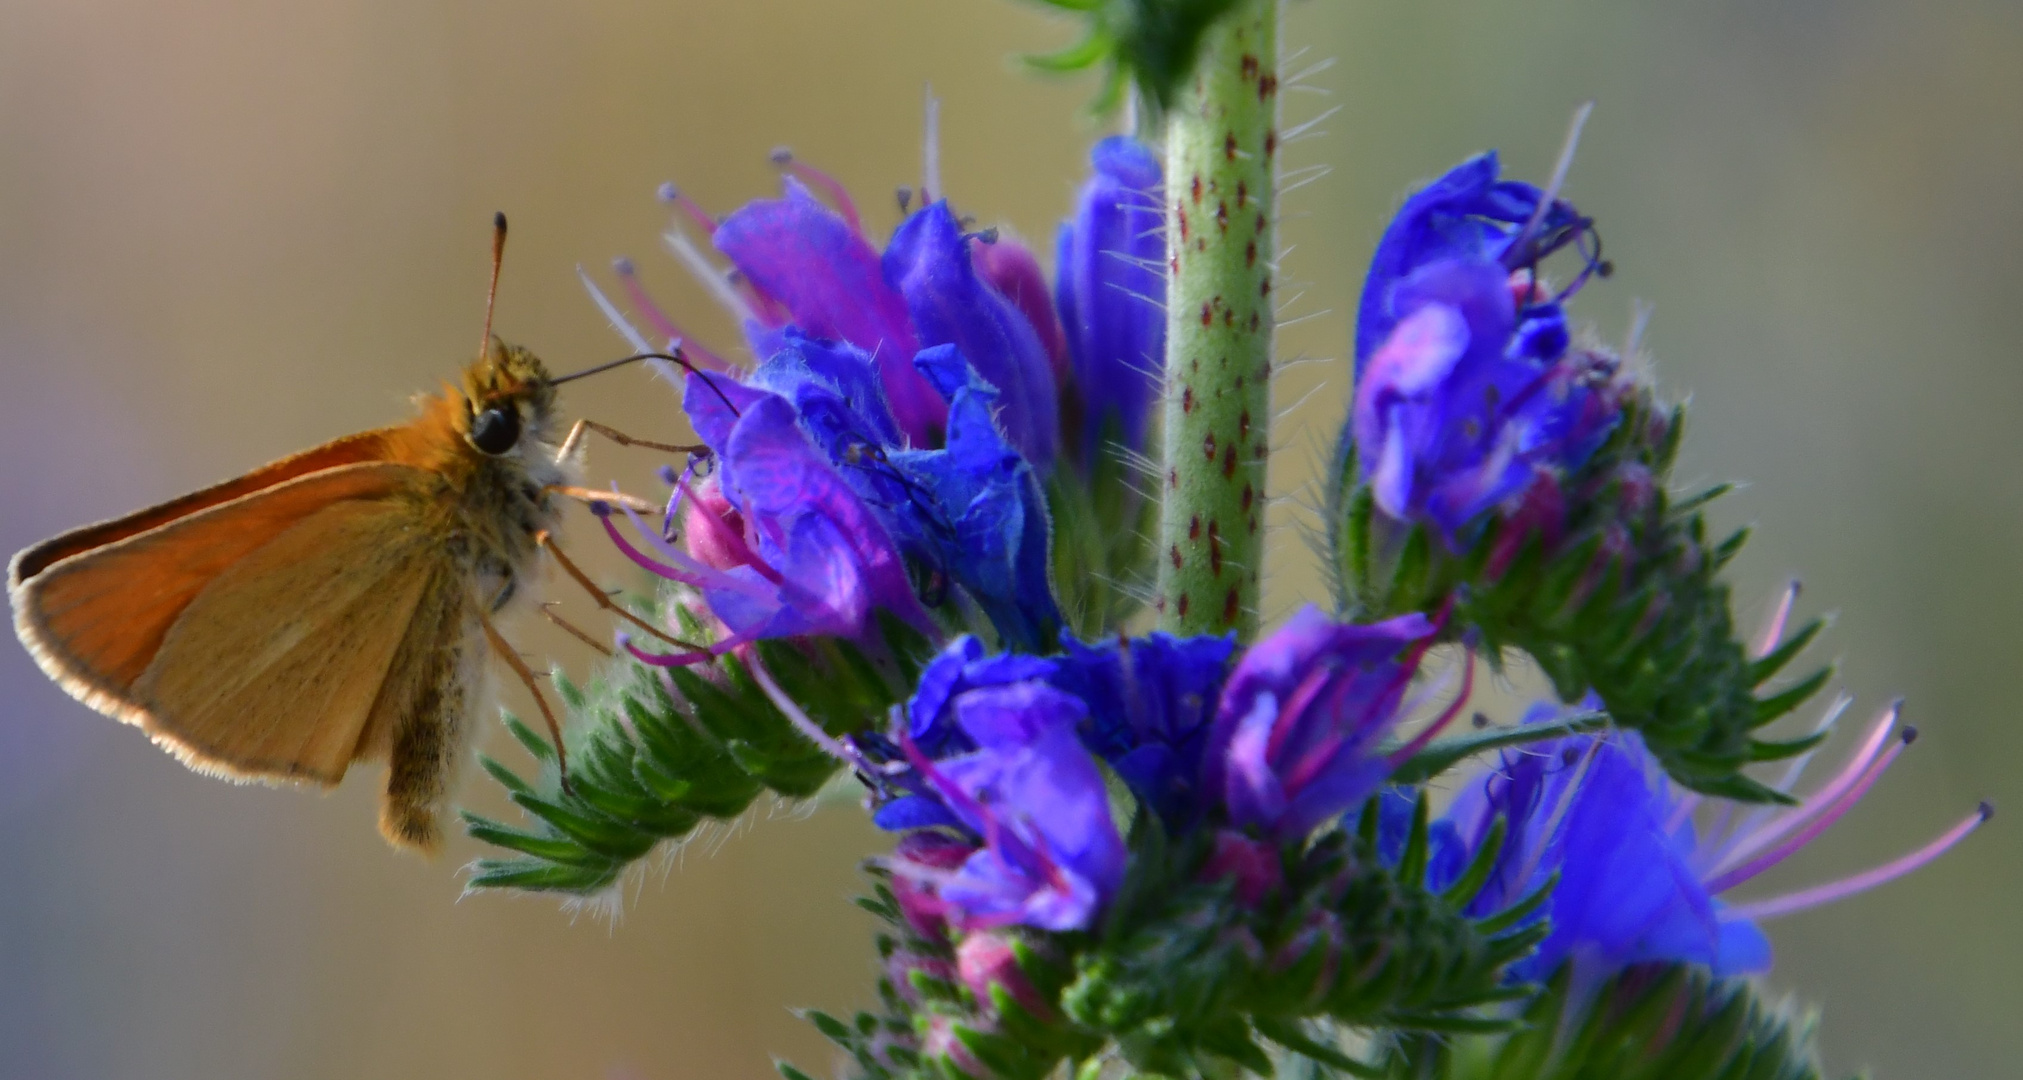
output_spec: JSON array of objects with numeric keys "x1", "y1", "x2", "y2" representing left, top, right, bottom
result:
[
  {"x1": 890, "y1": 677, "x2": 1128, "y2": 933},
  {"x1": 1349, "y1": 154, "x2": 1621, "y2": 548},
  {"x1": 972, "y1": 232, "x2": 1070, "y2": 386},
  {"x1": 1048, "y1": 630, "x2": 1236, "y2": 823},
  {"x1": 886, "y1": 202, "x2": 1062, "y2": 473},
  {"x1": 659, "y1": 337, "x2": 1062, "y2": 654},
  {"x1": 889, "y1": 346, "x2": 1063, "y2": 653},
  {"x1": 902, "y1": 637, "x2": 1062, "y2": 761},
  {"x1": 1423, "y1": 679, "x2": 1988, "y2": 984},
  {"x1": 1056, "y1": 136, "x2": 1166, "y2": 466},
  {"x1": 597, "y1": 381, "x2": 930, "y2": 662},
  {"x1": 713, "y1": 177, "x2": 945, "y2": 444},
  {"x1": 1200, "y1": 607, "x2": 1440, "y2": 839}
]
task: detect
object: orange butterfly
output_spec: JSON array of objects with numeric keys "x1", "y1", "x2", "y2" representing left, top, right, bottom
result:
[{"x1": 8, "y1": 215, "x2": 689, "y2": 852}]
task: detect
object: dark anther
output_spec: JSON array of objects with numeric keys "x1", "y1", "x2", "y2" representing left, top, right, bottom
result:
[
  {"x1": 896, "y1": 186, "x2": 914, "y2": 213},
  {"x1": 769, "y1": 146, "x2": 794, "y2": 166},
  {"x1": 964, "y1": 227, "x2": 1000, "y2": 245}
]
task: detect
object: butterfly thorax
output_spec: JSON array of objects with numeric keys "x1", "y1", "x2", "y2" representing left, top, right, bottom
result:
[{"x1": 390, "y1": 339, "x2": 573, "y2": 609}]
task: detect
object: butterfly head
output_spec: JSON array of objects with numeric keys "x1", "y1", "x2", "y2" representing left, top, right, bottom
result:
[{"x1": 460, "y1": 338, "x2": 560, "y2": 457}]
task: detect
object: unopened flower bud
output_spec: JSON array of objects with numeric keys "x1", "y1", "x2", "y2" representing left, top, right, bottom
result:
[
  {"x1": 1198, "y1": 830, "x2": 1283, "y2": 905},
  {"x1": 889, "y1": 832, "x2": 976, "y2": 942},
  {"x1": 956, "y1": 931, "x2": 1056, "y2": 1020}
]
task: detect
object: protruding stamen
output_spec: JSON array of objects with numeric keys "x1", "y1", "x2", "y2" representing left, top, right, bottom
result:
[
  {"x1": 896, "y1": 186, "x2": 914, "y2": 215},
  {"x1": 619, "y1": 632, "x2": 715, "y2": 668},
  {"x1": 662, "y1": 227, "x2": 758, "y2": 326},
  {"x1": 1705, "y1": 724, "x2": 1915, "y2": 893},
  {"x1": 1715, "y1": 700, "x2": 1899, "y2": 872},
  {"x1": 1753, "y1": 579, "x2": 1802, "y2": 660},
  {"x1": 747, "y1": 651, "x2": 862, "y2": 765},
  {"x1": 1387, "y1": 648, "x2": 1477, "y2": 768},
  {"x1": 578, "y1": 265, "x2": 653, "y2": 353},
  {"x1": 610, "y1": 257, "x2": 731, "y2": 370},
  {"x1": 657, "y1": 181, "x2": 719, "y2": 236},
  {"x1": 1724, "y1": 803, "x2": 1992, "y2": 922},
  {"x1": 1503, "y1": 100, "x2": 1593, "y2": 269},
  {"x1": 921, "y1": 85, "x2": 942, "y2": 205},
  {"x1": 769, "y1": 146, "x2": 864, "y2": 236}
]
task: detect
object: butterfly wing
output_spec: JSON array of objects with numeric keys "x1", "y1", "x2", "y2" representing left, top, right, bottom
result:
[{"x1": 10, "y1": 461, "x2": 464, "y2": 789}]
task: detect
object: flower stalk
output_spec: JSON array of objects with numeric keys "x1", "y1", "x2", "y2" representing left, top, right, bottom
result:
[{"x1": 1154, "y1": 0, "x2": 1278, "y2": 640}]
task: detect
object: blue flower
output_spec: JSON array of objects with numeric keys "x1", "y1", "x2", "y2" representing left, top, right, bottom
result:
[
  {"x1": 1048, "y1": 630, "x2": 1236, "y2": 824},
  {"x1": 712, "y1": 177, "x2": 946, "y2": 445},
  {"x1": 597, "y1": 387, "x2": 932, "y2": 661},
  {"x1": 1418, "y1": 691, "x2": 1989, "y2": 984},
  {"x1": 1348, "y1": 153, "x2": 1622, "y2": 548},
  {"x1": 886, "y1": 201, "x2": 1063, "y2": 474},
  {"x1": 888, "y1": 668, "x2": 1128, "y2": 933},
  {"x1": 902, "y1": 636, "x2": 1062, "y2": 761},
  {"x1": 1200, "y1": 607, "x2": 1439, "y2": 839},
  {"x1": 669, "y1": 336, "x2": 1063, "y2": 654},
  {"x1": 888, "y1": 346, "x2": 1064, "y2": 652},
  {"x1": 1056, "y1": 136, "x2": 1166, "y2": 467}
]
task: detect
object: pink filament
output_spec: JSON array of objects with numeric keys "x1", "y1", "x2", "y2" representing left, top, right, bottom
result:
[
  {"x1": 621, "y1": 636, "x2": 714, "y2": 668},
  {"x1": 1723, "y1": 804, "x2": 1991, "y2": 922},
  {"x1": 1386, "y1": 648, "x2": 1476, "y2": 768},
  {"x1": 658, "y1": 182, "x2": 719, "y2": 236},
  {"x1": 611, "y1": 260, "x2": 732, "y2": 371},
  {"x1": 1703, "y1": 728, "x2": 1911, "y2": 894},
  {"x1": 1713, "y1": 702, "x2": 1900, "y2": 873},
  {"x1": 1753, "y1": 580, "x2": 1801, "y2": 659},
  {"x1": 779, "y1": 157, "x2": 865, "y2": 236}
]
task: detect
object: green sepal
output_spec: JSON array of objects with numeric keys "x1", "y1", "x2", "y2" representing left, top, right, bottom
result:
[
  {"x1": 463, "y1": 587, "x2": 929, "y2": 896},
  {"x1": 1387, "y1": 710, "x2": 1609, "y2": 786}
]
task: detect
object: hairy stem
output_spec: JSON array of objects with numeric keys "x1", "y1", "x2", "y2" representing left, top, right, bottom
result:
[{"x1": 1153, "y1": 0, "x2": 1279, "y2": 641}]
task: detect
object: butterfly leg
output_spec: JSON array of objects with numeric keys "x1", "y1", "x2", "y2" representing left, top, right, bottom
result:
[
  {"x1": 479, "y1": 610, "x2": 574, "y2": 795},
  {"x1": 545, "y1": 485, "x2": 660, "y2": 514},
  {"x1": 536, "y1": 529, "x2": 707, "y2": 652},
  {"x1": 539, "y1": 602, "x2": 615, "y2": 657},
  {"x1": 555, "y1": 418, "x2": 707, "y2": 463}
]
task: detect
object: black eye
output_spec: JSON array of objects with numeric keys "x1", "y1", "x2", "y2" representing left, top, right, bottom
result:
[{"x1": 469, "y1": 405, "x2": 521, "y2": 455}]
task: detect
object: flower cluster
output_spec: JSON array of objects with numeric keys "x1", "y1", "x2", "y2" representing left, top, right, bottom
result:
[
  {"x1": 1376, "y1": 593, "x2": 1989, "y2": 993},
  {"x1": 871, "y1": 604, "x2": 1445, "y2": 934},
  {"x1": 1349, "y1": 152, "x2": 1624, "y2": 549},
  {"x1": 461, "y1": 85, "x2": 1991, "y2": 1080},
  {"x1": 586, "y1": 132, "x2": 1165, "y2": 657}
]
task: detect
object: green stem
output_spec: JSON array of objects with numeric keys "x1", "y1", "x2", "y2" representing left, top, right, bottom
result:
[{"x1": 1153, "y1": 0, "x2": 1278, "y2": 641}]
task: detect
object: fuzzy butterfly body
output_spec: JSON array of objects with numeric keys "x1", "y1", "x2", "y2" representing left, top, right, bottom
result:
[{"x1": 8, "y1": 340, "x2": 575, "y2": 853}]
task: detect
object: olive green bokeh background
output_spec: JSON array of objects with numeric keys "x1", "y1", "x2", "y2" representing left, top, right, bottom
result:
[{"x1": 0, "y1": 1, "x2": 2015, "y2": 1077}]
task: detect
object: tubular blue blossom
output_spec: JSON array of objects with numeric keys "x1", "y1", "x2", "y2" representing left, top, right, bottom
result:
[
  {"x1": 888, "y1": 345, "x2": 1063, "y2": 653},
  {"x1": 597, "y1": 388, "x2": 930, "y2": 661},
  {"x1": 1415, "y1": 682, "x2": 1989, "y2": 984},
  {"x1": 1056, "y1": 135, "x2": 1166, "y2": 466},
  {"x1": 660, "y1": 336, "x2": 1062, "y2": 654},
  {"x1": 712, "y1": 177, "x2": 945, "y2": 444},
  {"x1": 1047, "y1": 630, "x2": 1236, "y2": 823},
  {"x1": 886, "y1": 202, "x2": 1062, "y2": 473},
  {"x1": 889, "y1": 677, "x2": 1128, "y2": 933},
  {"x1": 1348, "y1": 153, "x2": 1622, "y2": 548},
  {"x1": 1200, "y1": 606, "x2": 1441, "y2": 839}
]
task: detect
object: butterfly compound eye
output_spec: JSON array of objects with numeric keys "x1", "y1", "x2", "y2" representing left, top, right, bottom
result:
[{"x1": 469, "y1": 405, "x2": 521, "y2": 455}]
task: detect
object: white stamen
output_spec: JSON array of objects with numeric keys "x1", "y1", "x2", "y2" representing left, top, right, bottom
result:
[
  {"x1": 577, "y1": 265, "x2": 654, "y2": 354},
  {"x1": 662, "y1": 227, "x2": 756, "y2": 325},
  {"x1": 1509, "y1": 101, "x2": 1595, "y2": 260},
  {"x1": 922, "y1": 85, "x2": 942, "y2": 205}
]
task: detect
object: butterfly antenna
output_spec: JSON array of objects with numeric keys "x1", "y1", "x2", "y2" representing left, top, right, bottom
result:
[{"x1": 479, "y1": 211, "x2": 508, "y2": 360}]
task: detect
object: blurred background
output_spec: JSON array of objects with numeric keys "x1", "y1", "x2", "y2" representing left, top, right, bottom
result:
[{"x1": 0, "y1": 0, "x2": 2016, "y2": 1076}]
